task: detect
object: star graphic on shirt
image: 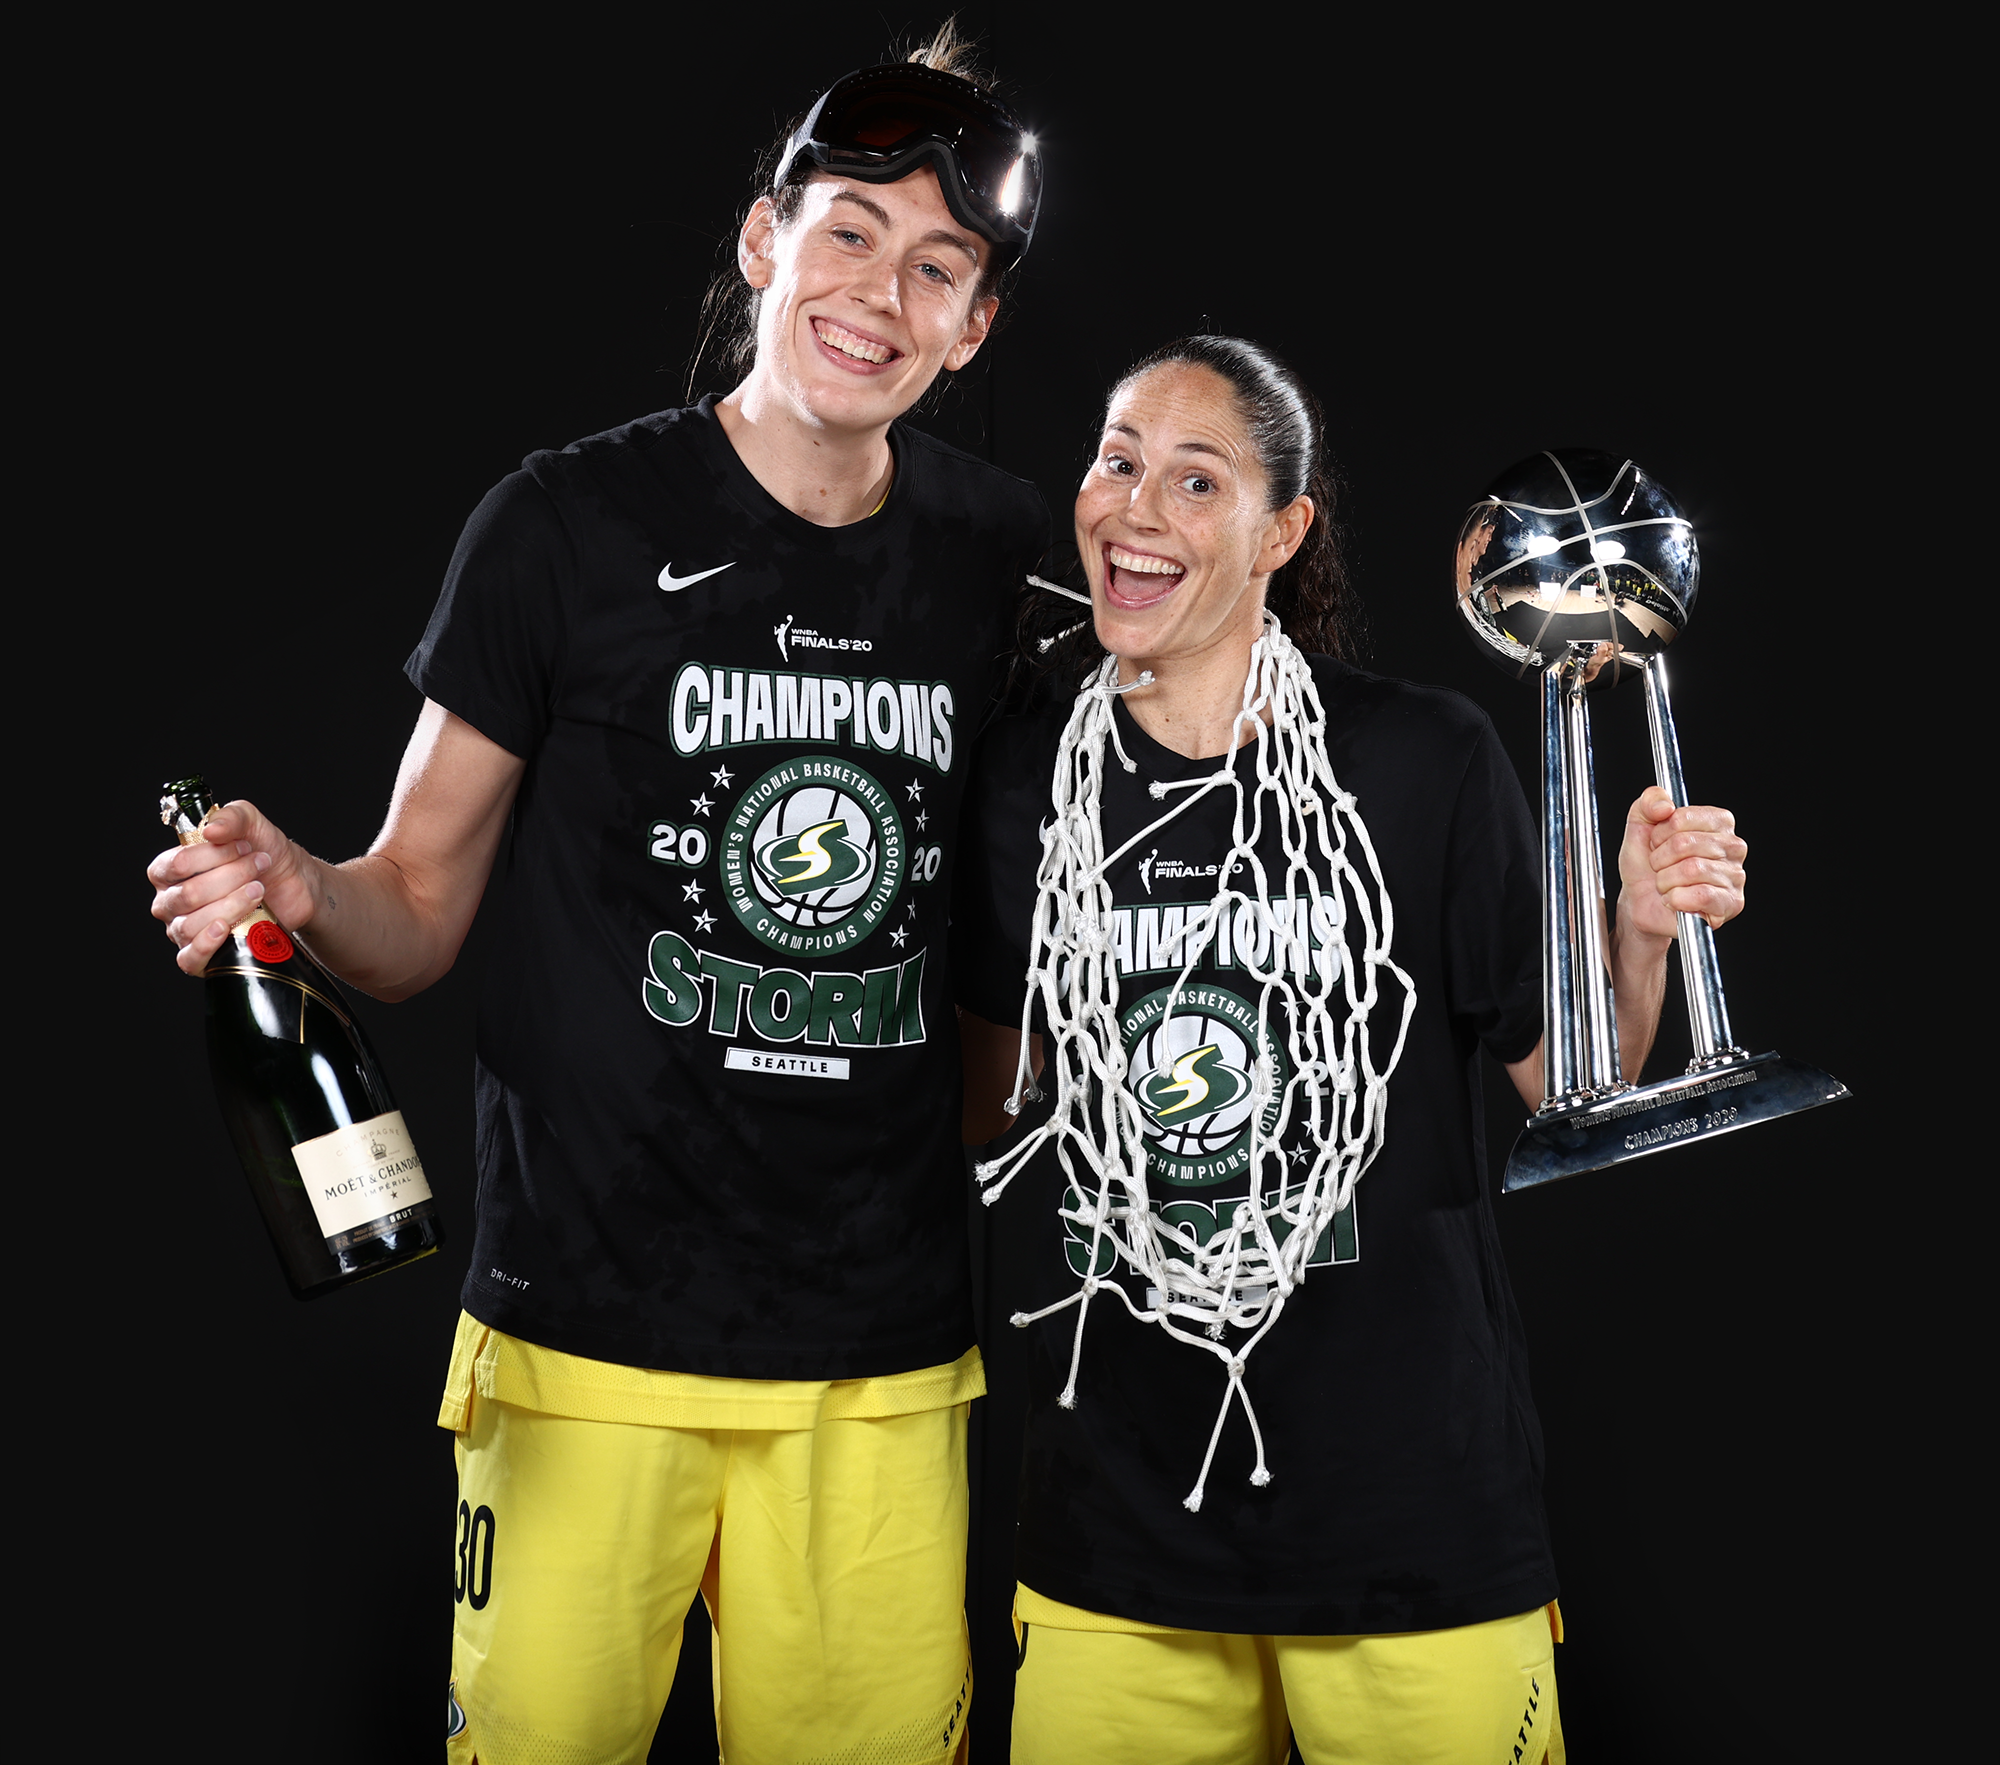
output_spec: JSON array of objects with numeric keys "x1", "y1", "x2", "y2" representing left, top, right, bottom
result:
[
  {"x1": 1289, "y1": 1147, "x2": 1310, "y2": 1166},
  {"x1": 906, "y1": 901, "x2": 919, "y2": 919},
  {"x1": 682, "y1": 880, "x2": 704, "y2": 902},
  {"x1": 905, "y1": 779, "x2": 925, "y2": 802},
  {"x1": 890, "y1": 925, "x2": 909, "y2": 949},
  {"x1": 693, "y1": 910, "x2": 716, "y2": 934},
  {"x1": 710, "y1": 765, "x2": 734, "y2": 788},
  {"x1": 915, "y1": 809, "x2": 929, "y2": 831},
  {"x1": 690, "y1": 793, "x2": 714, "y2": 817}
]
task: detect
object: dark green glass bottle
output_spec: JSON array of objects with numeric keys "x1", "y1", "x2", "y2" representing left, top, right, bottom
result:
[{"x1": 162, "y1": 776, "x2": 444, "y2": 1299}]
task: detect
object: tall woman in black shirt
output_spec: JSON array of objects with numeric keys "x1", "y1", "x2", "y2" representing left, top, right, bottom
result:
[{"x1": 148, "y1": 31, "x2": 1049, "y2": 1765}]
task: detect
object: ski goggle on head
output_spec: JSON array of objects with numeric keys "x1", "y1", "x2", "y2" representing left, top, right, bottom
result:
[{"x1": 773, "y1": 64, "x2": 1042, "y2": 267}]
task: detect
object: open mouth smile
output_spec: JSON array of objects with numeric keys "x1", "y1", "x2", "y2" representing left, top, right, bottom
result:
[
  {"x1": 1104, "y1": 543, "x2": 1187, "y2": 609},
  {"x1": 811, "y1": 317, "x2": 904, "y2": 372}
]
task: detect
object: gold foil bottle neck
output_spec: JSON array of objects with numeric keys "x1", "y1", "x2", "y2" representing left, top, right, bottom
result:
[{"x1": 160, "y1": 776, "x2": 217, "y2": 844}]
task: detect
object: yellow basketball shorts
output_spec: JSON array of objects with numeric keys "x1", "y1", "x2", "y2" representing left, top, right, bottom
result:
[
  {"x1": 447, "y1": 1391, "x2": 973, "y2": 1765},
  {"x1": 1010, "y1": 1586, "x2": 1563, "y2": 1765}
]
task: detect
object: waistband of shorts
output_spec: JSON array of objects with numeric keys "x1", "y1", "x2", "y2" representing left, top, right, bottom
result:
[{"x1": 438, "y1": 1310, "x2": 984, "y2": 1432}]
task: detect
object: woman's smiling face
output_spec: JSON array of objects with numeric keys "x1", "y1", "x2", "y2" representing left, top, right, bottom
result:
[
  {"x1": 741, "y1": 166, "x2": 996, "y2": 436},
  {"x1": 1076, "y1": 362, "x2": 1309, "y2": 675}
]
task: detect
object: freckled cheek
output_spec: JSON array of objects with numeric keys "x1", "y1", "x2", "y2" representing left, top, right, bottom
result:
[
  {"x1": 1074, "y1": 489, "x2": 1120, "y2": 537},
  {"x1": 1177, "y1": 518, "x2": 1230, "y2": 583}
]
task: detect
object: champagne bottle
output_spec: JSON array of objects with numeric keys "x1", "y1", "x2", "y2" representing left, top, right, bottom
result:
[{"x1": 162, "y1": 776, "x2": 444, "y2": 1299}]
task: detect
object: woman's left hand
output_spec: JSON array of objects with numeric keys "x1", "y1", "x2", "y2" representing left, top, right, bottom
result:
[{"x1": 1617, "y1": 784, "x2": 1747, "y2": 945}]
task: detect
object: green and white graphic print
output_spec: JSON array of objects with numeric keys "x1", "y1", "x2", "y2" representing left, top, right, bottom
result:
[
  {"x1": 1061, "y1": 977, "x2": 1357, "y2": 1280},
  {"x1": 722, "y1": 758, "x2": 905, "y2": 958}
]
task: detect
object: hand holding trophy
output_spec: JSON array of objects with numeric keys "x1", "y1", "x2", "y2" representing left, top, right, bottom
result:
[{"x1": 1455, "y1": 449, "x2": 1848, "y2": 1191}]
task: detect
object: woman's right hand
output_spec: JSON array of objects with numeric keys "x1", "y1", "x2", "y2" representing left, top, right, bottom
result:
[{"x1": 147, "y1": 801, "x2": 319, "y2": 975}]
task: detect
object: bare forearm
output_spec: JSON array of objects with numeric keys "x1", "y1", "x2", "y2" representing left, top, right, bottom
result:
[
  {"x1": 149, "y1": 703, "x2": 524, "y2": 999},
  {"x1": 961, "y1": 1010, "x2": 1043, "y2": 1143},
  {"x1": 1609, "y1": 909, "x2": 1675, "y2": 1083},
  {"x1": 291, "y1": 847, "x2": 479, "y2": 1002},
  {"x1": 1504, "y1": 913, "x2": 1676, "y2": 1110},
  {"x1": 1488, "y1": 781, "x2": 1748, "y2": 1114},
  {"x1": 307, "y1": 705, "x2": 523, "y2": 1000},
  {"x1": 1606, "y1": 782, "x2": 1747, "y2": 1083}
]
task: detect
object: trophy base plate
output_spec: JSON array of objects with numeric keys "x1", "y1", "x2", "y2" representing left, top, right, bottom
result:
[{"x1": 1501, "y1": 1052, "x2": 1850, "y2": 1193}]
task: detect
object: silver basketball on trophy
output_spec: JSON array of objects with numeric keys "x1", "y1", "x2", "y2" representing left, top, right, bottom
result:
[
  {"x1": 1455, "y1": 449, "x2": 1846, "y2": 1191},
  {"x1": 1455, "y1": 449, "x2": 1697, "y2": 688}
]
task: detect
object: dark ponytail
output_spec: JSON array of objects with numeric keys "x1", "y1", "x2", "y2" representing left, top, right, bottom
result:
[{"x1": 1009, "y1": 334, "x2": 1365, "y2": 704}]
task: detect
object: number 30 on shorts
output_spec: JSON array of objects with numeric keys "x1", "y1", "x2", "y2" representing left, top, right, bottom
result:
[{"x1": 454, "y1": 1500, "x2": 495, "y2": 1610}]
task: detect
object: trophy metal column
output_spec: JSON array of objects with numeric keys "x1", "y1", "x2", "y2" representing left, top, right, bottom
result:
[{"x1": 1455, "y1": 449, "x2": 1848, "y2": 1192}]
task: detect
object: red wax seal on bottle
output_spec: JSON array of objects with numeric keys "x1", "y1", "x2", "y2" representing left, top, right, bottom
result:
[{"x1": 246, "y1": 920, "x2": 295, "y2": 964}]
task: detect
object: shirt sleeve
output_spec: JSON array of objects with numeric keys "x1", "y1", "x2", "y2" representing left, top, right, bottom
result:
[
  {"x1": 403, "y1": 468, "x2": 573, "y2": 759},
  {"x1": 1018, "y1": 483, "x2": 1054, "y2": 579},
  {"x1": 1440, "y1": 718, "x2": 1544, "y2": 1066}
]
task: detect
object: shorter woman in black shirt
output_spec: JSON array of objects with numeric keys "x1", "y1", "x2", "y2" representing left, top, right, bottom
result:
[{"x1": 955, "y1": 336, "x2": 1747, "y2": 1764}]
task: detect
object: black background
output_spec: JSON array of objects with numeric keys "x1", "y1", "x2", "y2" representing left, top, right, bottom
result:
[{"x1": 44, "y1": 7, "x2": 1959, "y2": 1762}]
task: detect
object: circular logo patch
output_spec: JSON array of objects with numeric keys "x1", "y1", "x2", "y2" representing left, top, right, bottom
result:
[
  {"x1": 721, "y1": 758, "x2": 905, "y2": 957},
  {"x1": 1120, "y1": 985, "x2": 1288, "y2": 1189},
  {"x1": 246, "y1": 919, "x2": 294, "y2": 963}
]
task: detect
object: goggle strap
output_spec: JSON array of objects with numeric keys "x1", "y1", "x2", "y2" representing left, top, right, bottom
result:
[{"x1": 787, "y1": 137, "x2": 1031, "y2": 253}]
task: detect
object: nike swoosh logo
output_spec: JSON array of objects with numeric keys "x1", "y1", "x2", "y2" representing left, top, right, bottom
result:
[{"x1": 658, "y1": 561, "x2": 735, "y2": 592}]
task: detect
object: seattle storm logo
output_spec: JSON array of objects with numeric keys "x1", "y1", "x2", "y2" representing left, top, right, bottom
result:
[
  {"x1": 1138, "y1": 1044, "x2": 1254, "y2": 1127},
  {"x1": 1058, "y1": 983, "x2": 1354, "y2": 1283},
  {"x1": 757, "y1": 818, "x2": 872, "y2": 898},
  {"x1": 723, "y1": 759, "x2": 905, "y2": 957},
  {"x1": 1122, "y1": 985, "x2": 1288, "y2": 1188}
]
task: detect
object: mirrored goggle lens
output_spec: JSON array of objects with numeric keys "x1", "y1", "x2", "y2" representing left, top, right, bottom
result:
[{"x1": 817, "y1": 84, "x2": 1038, "y2": 220}]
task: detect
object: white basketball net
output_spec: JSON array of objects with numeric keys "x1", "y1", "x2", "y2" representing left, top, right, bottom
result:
[{"x1": 976, "y1": 612, "x2": 1416, "y2": 1511}]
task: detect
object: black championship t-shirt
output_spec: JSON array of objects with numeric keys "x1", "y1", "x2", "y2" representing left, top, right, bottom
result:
[
  {"x1": 954, "y1": 658, "x2": 1558, "y2": 1633},
  {"x1": 407, "y1": 399, "x2": 1047, "y2": 1378}
]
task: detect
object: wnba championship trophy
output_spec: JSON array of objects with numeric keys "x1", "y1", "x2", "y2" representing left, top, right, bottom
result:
[{"x1": 1455, "y1": 449, "x2": 1848, "y2": 1191}]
